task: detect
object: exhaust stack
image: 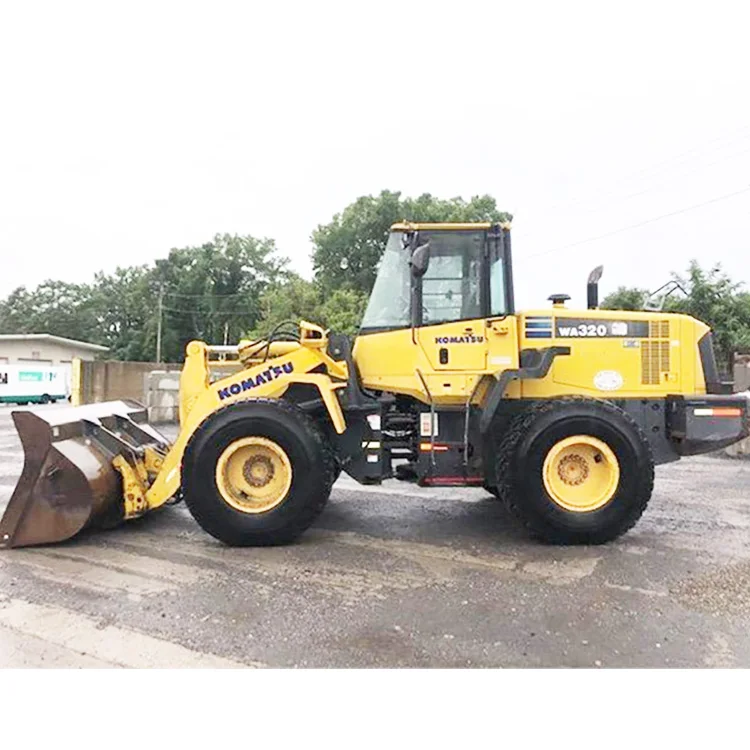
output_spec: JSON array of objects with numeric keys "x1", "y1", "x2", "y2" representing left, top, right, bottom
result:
[{"x1": 587, "y1": 265, "x2": 604, "y2": 309}]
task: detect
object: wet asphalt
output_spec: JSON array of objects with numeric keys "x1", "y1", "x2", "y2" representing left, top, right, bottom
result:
[{"x1": 1, "y1": 404, "x2": 750, "y2": 668}]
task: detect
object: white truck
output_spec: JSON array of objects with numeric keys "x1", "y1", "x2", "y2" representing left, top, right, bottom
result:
[{"x1": 0, "y1": 364, "x2": 70, "y2": 405}]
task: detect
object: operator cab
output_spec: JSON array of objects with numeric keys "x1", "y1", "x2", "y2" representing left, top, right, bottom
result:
[{"x1": 359, "y1": 223, "x2": 515, "y2": 333}]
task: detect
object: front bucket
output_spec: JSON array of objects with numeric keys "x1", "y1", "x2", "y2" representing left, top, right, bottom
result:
[{"x1": 0, "y1": 400, "x2": 170, "y2": 549}]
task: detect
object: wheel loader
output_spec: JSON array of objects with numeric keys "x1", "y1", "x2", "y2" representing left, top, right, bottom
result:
[{"x1": 2, "y1": 222, "x2": 748, "y2": 549}]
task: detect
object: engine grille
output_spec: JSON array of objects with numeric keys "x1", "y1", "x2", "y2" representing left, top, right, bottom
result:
[
  {"x1": 649, "y1": 319, "x2": 670, "y2": 339},
  {"x1": 642, "y1": 320, "x2": 671, "y2": 384}
]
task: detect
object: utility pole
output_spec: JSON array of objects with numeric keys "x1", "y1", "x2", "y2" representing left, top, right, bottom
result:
[
  {"x1": 223, "y1": 320, "x2": 229, "y2": 346},
  {"x1": 156, "y1": 286, "x2": 164, "y2": 364}
]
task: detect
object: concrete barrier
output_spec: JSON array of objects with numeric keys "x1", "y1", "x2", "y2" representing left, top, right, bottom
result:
[
  {"x1": 146, "y1": 371, "x2": 181, "y2": 423},
  {"x1": 735, "y1": 358, "x2": 750, "y2": 393},
  {"x1": 76, "y1": 360, "x2": 182, "y2": 405},
  {"x1": 145, "y1": 364, "x2": 242, "y2": 424},
  {"x1": 72, "y1": 358, "x2": 242, "y2": 420}
]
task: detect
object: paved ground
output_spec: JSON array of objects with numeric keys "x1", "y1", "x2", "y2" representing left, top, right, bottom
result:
[{"x1": 2, "y1": 404, "x2": 750, "y2": 668}]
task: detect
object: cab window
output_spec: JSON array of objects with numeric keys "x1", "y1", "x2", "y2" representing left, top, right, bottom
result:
[
  {"x1": 421, "y1": 231, "x2": 483, "y2": 325},
  {"x1": 489, "y1": 252, "x2": 507, "y2": 316},
  {"x1": 360, "y1": 233, "x2": 412, "y2": 330}
]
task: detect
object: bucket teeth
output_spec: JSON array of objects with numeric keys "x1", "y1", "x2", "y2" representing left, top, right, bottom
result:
[{"x1": 0, "y1": 400, "x2": 170, "y2": 549}]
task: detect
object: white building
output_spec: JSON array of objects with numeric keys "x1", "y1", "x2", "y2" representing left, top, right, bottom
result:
[{"x1": 0, "y1": 334, "x2": 109, "y2": 365}]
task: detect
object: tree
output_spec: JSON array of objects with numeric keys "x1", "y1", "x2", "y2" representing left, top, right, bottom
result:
[
  {"x1": 153, "y1": 234, "x2": 289, "y2": 361},
  {"x1": 0, "y1": 280, "x2": 100, "y2": 341},
  {"x1": 90, "y1": 266, "x2": 158, "y2": 361},
  {"x1": 666, "y1": 262, "x2": 750, "y2": 373},
  {"x1": 318, "y1": 288, "x2": 369, "y2": 337},
  {"x1": 601, "y1": 286, "x2": 649, "y2": 311},
  {"x1": 311, "y1": 190, "x2": 512, "y2": 295},
  {"x1": 602, "y1": 263, "x2": 750, "y2": 374},
  {"x1": 248, "y1": 275, "x2": 323, "y2": 339},
  {"x1": 250, "y1": 277, "x2": 369, "y2": 338},
  {"x1": 0, "y1": 233, "x2": 289, "y2": 363}
]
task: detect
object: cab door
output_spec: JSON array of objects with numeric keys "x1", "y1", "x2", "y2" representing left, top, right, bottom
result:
[
  {"x1": 416, "y1": 231, "x2": 487, "y2": 371},
  {"x1": 419, "y1": 320, "x2": 487, "y2": 371}
]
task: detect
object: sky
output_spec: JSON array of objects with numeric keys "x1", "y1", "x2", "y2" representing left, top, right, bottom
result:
[{"x1": 1, "y1": 1, "x2": 750, "y2": 311}]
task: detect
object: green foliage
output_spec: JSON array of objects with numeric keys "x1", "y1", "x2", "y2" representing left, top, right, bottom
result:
[
  {"x1": 666, "y1": 262, "x2": 750, "y2": 372},
  {"x1": 0, "y1": 234, "x2": 288, "y2": 362},
  {"x1": 154, "y1": 234, "x2": 288, "y2": 362},
  {"x1": 601, "y1": 286, "x2": 650, "y2": 311},
  {"x1": 0, "y1": 281, "x2": 99, "y2": 341},
  {"x1": 602, "y1": 262, "x2": 750, "y2": 373},
  {"x1": 90, "y1": 266, "x2": 157, "y2": 361},
  {"x1": 318, "y1": 289, "x2": 369, "y2": 337},
  {"x1": 248, "y1": 275, "x2": 323, "y2": 339},
  {"x1": 311, "y1": 190, "x2": 512, "y2": 295},
  {"x1": 249, "y1": 277, "x2": 368, "y2": 339}
]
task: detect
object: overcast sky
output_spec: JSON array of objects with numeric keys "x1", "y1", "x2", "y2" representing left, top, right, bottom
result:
[{"x1": 1, "y1": 1, "x2": 749, "y2": 310}]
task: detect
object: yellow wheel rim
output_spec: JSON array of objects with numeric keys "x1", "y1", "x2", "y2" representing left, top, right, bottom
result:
[
  {"x1": 542, "y1": 435, "x2": 620, "y2": 513},
  {"x1": 215, "y1": 437, "x2": 293, "y2": 514}
]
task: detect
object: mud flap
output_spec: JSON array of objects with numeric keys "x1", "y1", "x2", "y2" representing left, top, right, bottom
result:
[{"x1": 0, "y1": 401, "x2": 170, "y2": 549}]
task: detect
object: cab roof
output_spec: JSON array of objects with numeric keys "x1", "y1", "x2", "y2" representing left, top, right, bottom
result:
[{"x1": 390, "y1": 221, "x2": 511, "y2": 231}]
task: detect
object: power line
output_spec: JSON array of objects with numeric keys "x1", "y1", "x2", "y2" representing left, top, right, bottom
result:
[
  {"x1": 162, "y1": 290, "x2": 252, "y2": 299},
  {"x1": 161, "y1": 306, "x2": 255, "y2": 316},
  {"x1": 524, "y1": 185, "x2": 750, "y2": 261},
  {"x1": 590, "y1": 145, "x2": 750, "y2": 208},
  {"x1": 541, "y1": 124, "x2": 750, "y2": 215},
  {"x1": 613, "y1": 124, "x2": 750, "y2": 184}
]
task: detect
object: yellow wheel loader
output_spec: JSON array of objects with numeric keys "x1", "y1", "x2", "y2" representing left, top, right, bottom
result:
[{"x1": 2, "y1": 222, "x2": 748, "y2": 549}]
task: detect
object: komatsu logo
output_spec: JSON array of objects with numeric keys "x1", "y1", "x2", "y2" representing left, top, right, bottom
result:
[
  {"x1": 217, "y1": 362, "x2": 294, "y2": 400},
  {"x1": 434, "y1": 334, "x2": 484, "y2": 344}
]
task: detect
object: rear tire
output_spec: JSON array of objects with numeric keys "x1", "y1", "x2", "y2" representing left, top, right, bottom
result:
[
  {"x1": 496, "y1": 397, "x2": 654, "y2": 545},
  {"x1": 182, "y1": 399, "x2": 336, "y2": 546}
]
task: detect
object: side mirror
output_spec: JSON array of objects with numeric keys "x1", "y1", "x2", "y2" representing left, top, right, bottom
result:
[{"x1": 410, "y1": 242, "x2": 431, "y2": 278}]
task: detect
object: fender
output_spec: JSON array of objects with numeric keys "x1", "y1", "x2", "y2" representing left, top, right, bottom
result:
[{"x1": 146, "y1": 341, "x2": 348, "y2": 511}]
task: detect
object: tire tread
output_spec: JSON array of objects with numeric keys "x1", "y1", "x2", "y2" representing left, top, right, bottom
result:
[
  {"x1": 182, "y1": 398, "x2": 336, "y2": 546},
  {"x1": 494, "y1": 397, "x2": 655, "y2": 544}
]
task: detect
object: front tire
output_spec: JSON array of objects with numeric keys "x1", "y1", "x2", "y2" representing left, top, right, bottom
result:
[
  {"x1": 182, "y1": 399, "x2": 336, "y2": 546},
  {"x1": 497, "y1": 397, "x2": 654, "y2": 545}
]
